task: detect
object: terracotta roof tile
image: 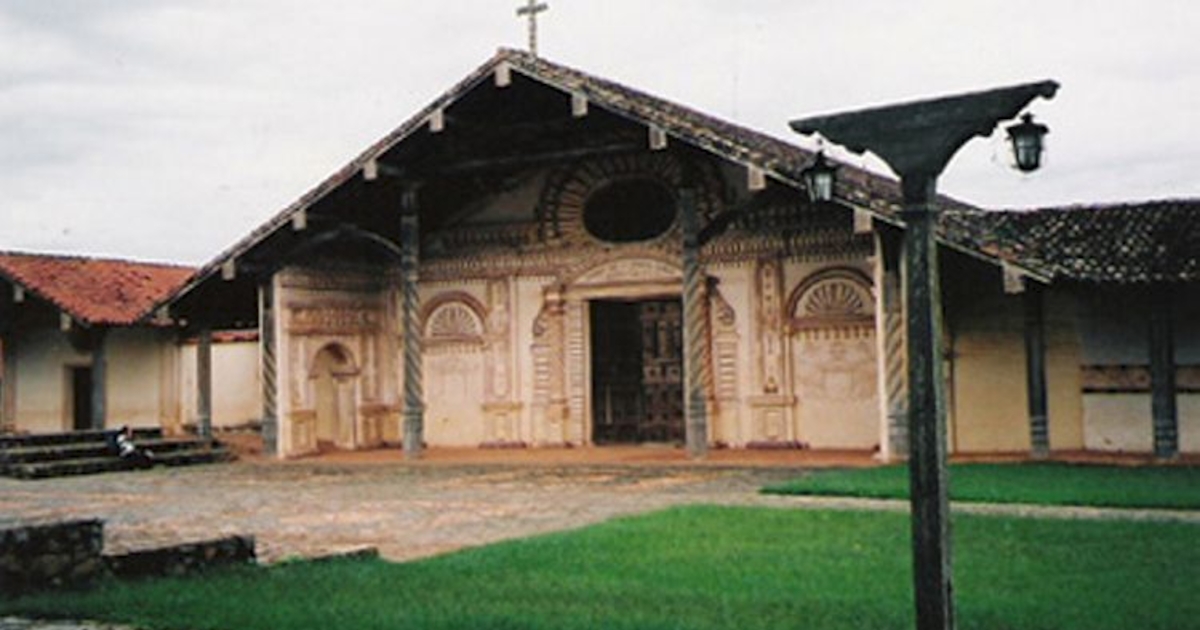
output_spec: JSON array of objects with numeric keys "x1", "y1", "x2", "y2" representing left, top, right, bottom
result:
[
  {"x1": 941, "y1": 199, "x2": 1200, "y2": 284},
  {"x1": 0, "y1": 252, "x2": 194, "y2": 325}
]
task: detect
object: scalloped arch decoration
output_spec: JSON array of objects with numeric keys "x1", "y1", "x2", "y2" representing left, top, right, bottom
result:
[
  {"x1": 788, "y1": 268, "x2": 874, "y2": 329},
  {"x1": 423, "y1": 293, "x2": 487, "y2": 343}
]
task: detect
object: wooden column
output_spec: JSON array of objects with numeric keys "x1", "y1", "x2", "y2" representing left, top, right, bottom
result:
[
  {"x1": 400, "y1": 187, "x2": 425, "y2": 459},
  {"x1": 90, "y1": 327, "x2": 108, "y2": 431},
  {"x1": 679, "y1": 185, "x2": 709, "y2": 459},
  {"x1": 196, "y1": 327, "x2": 213, "y2": 439},
  {"x1": 260, "y1": 280, "x2": 278, "y2": 455},
  {"x1": 875, "y1": 226, "x2": 908, "y2": 460},
  {"x1": 0, "y1": 296, "x2": 12, "y2": 430},
  {"x1": 1148, "y1": 286, "x2": 1178, "y2": 459},
  {"x1": 1024, "y1": 284, "x2": 1050, "y2": 457},
  {"x1": 902, "y1": 175, "x2": 954, "y2": 630}
]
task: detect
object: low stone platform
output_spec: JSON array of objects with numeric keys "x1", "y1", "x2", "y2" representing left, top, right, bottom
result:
[
  {"x1": 0, "y1": 518, "x2": 255, "y2": 597},
  {"x1": 0, "y1": 430, "x2": 234, "y2": 480}
]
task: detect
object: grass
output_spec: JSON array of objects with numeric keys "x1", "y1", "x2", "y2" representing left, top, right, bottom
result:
[
  {"x1": 3, "y1": 506, "x2": 1199, "y2": 630},
  {"x1": 762, "y1": 462, "x2": 1200, "y2": 509}
]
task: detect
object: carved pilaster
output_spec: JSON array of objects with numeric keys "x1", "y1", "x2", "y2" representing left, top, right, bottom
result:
[
  {"x1": 875, "y1": 228, "x2": 908, "y2": 460},
  {"x1": 484, "y1": 278, "x2": 522, "y2": 445},
  {"x1": 755, "y1": 259, "x2": 786, "y2": 395},
  {"x1": 565, "y1": 299, "x2": 587, "y2": 445},
  {"x1": 710, "y1": 284, "x2": 740, "y2": 445},
  {"x1": 747, "y1": 259, "x2": 793, "y2": 446},
  {"x1": 531, "y1": 288, "x2": 567, "y2": 445}
]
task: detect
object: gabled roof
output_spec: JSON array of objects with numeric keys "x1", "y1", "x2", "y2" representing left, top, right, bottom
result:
[
  {"x1": 0, "y1": 252, "x2": 193, "y2": 326},
  {"x1": 941, "y1": 199, "x2": 1200, "y2": 284},
  {"x1": 161, "y1": 48, "x2": 930, "y2": 313}
]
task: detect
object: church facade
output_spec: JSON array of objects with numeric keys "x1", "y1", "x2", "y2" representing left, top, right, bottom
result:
[
  {"x1": 5, "y1": 50, "x2": 1195, "y2": 461},
  {"x1": 160, "y1": 50, "x2": 1198, "y2": 460},
  {"x1": 165, "y1": 50, "x2": 926, "y2": 458}
]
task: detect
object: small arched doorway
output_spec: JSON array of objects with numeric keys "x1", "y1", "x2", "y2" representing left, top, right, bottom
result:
[{"x1": 311, "y1": 343, "x2": 359, "y2": 450}]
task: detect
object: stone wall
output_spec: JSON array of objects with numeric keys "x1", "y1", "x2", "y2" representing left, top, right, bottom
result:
[
  {"x1": 106, "y1": 535, "x2": 255, "y2": 580},
  {"x1": 0, "y1": 519, "x2": 104, "y2": 595},
  {"x1": 1, "y1": 519, "x2": 256, "y2": 597}
]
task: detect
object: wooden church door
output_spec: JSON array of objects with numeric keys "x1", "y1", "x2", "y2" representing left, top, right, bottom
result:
[{"x1": 590, "y1": 299, "x2": 684, "y2": 444}]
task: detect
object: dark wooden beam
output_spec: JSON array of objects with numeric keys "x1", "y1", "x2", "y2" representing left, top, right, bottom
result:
[
  {"x1": 793, "y1": 80, "x2": 1059, "y2": 630},
  {"x1": 197, "y1": 327, "x2": 213, "y2": 439},
  {"x1": 401, "y1": 187, "x2": 425, "y2": 460},
  {"x1": 680, "y1": 182, "x2": 709, "y2": 459},
  {"x1": 90, "y1": 327, "x2": 107, "y2": 431},
  {"x1": 260, "y1": 280, "x2": 278, "y2": 456},
  {"x1": 422, "y1": 141, "x2": 642, "y2": 177},
  {"x1": 1024, "y1": 284, "x2": 1049, "y2": 457},
  {"x1": 1149, "y1": 286, "x2": 1178, "y2": 459},
  {"x1": 791, "y1": 80, "x2": 1059, "y2": 179},
  {"x1": 900, "y1": 174, "x2": 954, "y2": 630}
]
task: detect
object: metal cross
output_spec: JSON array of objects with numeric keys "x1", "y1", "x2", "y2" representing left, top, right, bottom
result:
[{"x1": 516, "y1": 0, "x2": 549, "y2": 57}]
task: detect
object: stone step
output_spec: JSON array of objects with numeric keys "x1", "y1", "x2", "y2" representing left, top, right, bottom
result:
[
  {"x1": 0, "y1": 428, "x2": 163, "y2": 450},
  {"x1": 3, "y1": 446, "x2": 235, "y2": 480},
  {"x1": 1, "y1": 438, "x2": 216, "y2": 465}
]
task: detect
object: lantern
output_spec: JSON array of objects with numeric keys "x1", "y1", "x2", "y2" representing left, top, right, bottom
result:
[
  {"x1": 1006, "y1": 113, "x2": 1049, "y2": 172},
  {"x1": 801, "y1": 151, "x2": 837, "y2": 202}
]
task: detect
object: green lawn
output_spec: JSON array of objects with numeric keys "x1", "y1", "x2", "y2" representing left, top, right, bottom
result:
[
  {"x1": 763, "y1": 462, "x2": 1200, "y2": 509},
  {"x1": 4, "y1": 506, "x2": 1198, "y2": 630}
]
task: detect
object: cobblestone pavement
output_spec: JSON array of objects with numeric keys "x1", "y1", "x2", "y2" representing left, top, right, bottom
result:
[
  {"x1": 5, "y1": 457, "x2": 1198, "y2": 565},
  {"x1": 0, "y1": 459, "x2": 814, "y2": 563}
]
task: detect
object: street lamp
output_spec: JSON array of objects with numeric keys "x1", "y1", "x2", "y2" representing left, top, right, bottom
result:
[{"x1": 790, "y1": 80, "x2": 1058, "y2": 630}]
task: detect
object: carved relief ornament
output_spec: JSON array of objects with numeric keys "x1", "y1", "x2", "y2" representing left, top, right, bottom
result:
[{"x1": 787, "y1": 268, "x2": 874, "y2": 329}]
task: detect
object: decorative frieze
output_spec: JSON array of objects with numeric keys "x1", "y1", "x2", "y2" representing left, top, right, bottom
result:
[
  {"x1": 1082, "y1": 364, "x2": 1200, "y2": 393},
  {"x1": 287, "y1": 303, "x2": 383, "y2": 335},
  {"x1": 575, "y1": 257, "x2": 682, "y2": 286},
  {"x1": 279, "y1": 267, "x2": 396, "y2": 292}
]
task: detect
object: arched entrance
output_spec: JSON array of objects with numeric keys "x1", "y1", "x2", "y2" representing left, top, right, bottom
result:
[{"x1": 311, "y1": 343, "x2": 359, "y2": 450}]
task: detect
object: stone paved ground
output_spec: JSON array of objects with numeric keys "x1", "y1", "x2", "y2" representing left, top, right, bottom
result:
[
  {"x1": 0, "y1": 455, "x2": 814, "y2": 563},
  {"x1": 3, "y1": 450, "x2": 1197, "y2": 630},
  {"x1": 3, "y1": 450, "x2": 1197, "y2": 565}
]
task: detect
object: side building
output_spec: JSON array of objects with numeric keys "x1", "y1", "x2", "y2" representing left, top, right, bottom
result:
[{"x1": 0, "y1": 253, "x2": 260, "y2": 435}]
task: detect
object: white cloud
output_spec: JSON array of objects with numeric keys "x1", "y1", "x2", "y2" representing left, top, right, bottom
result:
[{"x1": 2, "y1": 0, "x2": 1198, "y2": 263}]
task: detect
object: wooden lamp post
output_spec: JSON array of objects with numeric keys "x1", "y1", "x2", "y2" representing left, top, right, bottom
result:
[{"x1": 790, "y1": 80, "x2": 1058, "y2": 630}]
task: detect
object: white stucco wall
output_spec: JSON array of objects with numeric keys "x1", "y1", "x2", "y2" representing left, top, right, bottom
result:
[
  {"x1": 179, "y1": 339, "x2": 262, "y2": 429},
  {"x1": 106, "y1": 328, "x2": 172, "y2": 429},
  {"x1": 1076, "y1": 287, "x2": 1200, "y2": 454},
  {"x1": 12, "y1": 326, "x2": 171, "y2": 433},
  {"x1": 13, "y1": 328, "x2": 90, "y2": 433}
]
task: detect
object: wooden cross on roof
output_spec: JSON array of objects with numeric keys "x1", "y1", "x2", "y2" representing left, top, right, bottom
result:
[{"x1": 516, "y1": 0, "x2": 549, "y2": 57}]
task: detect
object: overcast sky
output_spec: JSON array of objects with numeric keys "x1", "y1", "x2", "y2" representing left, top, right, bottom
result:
[{"x1": 3, "y1": 1, "x2": 1197, "y2": 265}]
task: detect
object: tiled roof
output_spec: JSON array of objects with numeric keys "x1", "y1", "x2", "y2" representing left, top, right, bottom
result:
[
  {"x1": 166, "y1": 48, "x2": 932, "y2": 309},
  {"x1": 941, "y1": 199, "x2": 1200, "y2": 283},
  {"x1": 0, "y1": 252, "x2": 194, "y2": 325}
]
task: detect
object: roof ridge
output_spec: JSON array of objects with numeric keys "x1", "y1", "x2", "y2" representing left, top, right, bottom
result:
[{"x1": 0, "y1": 249, "x2": 195, "y2": 270}]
